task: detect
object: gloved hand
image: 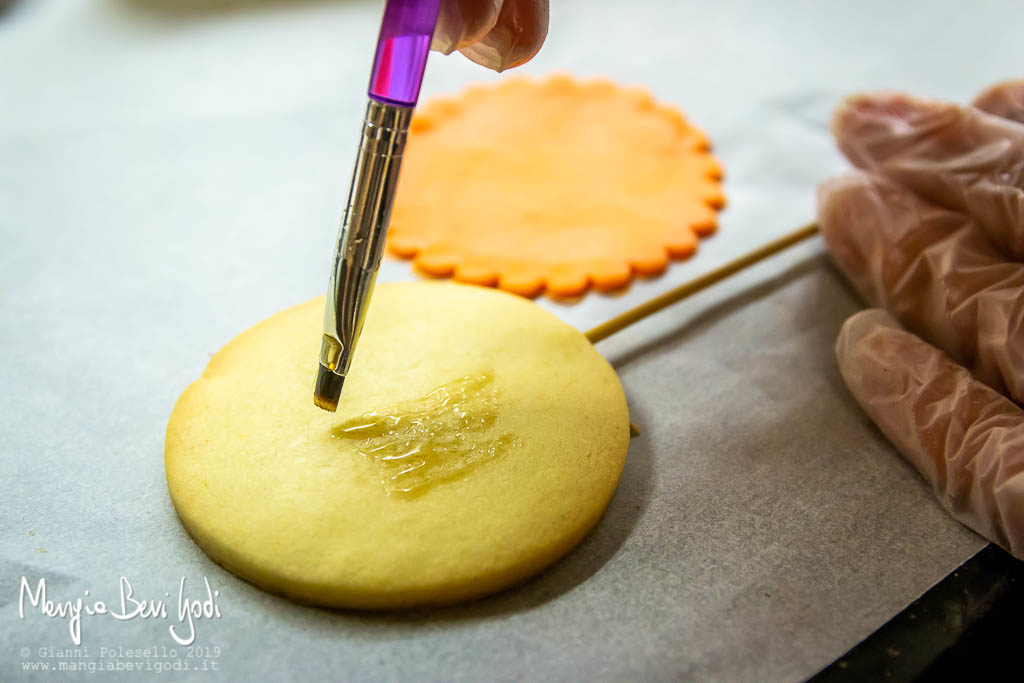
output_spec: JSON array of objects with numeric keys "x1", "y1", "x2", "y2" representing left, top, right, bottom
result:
[
  {"x1": 818, "y1": 80, "x2": 1024, "y2": 558},
  {"x1": 432, "y1": 0, "x2": 548, "y2": 72}
]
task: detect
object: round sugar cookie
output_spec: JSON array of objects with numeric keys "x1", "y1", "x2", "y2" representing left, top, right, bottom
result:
[
  {"x1": 165, "y1": 282, "x2": 629, "y2": 609},
  {"x1": 388, "y1": 75, "x2": 726, "y2": 298}
]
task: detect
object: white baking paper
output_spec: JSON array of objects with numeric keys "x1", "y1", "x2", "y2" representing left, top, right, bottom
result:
[{"x1": 4, "y1": 0, "x2": 1022, "y2": 679}]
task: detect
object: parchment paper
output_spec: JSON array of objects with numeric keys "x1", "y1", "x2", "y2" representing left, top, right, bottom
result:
[{"x1": 3, "y1": 0, "x2": 1022, "y2": 679}]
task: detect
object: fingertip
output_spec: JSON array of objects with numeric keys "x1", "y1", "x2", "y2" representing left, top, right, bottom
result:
[
  {"x1": 817, "y1": 171, "x2": 912, "y2": 310},
  {"x1": 831, "y1": 91, "x2": 959, "y2": 169},
  {"x1": 458, "y1": 43, "x2": 505, "y2": 72},
  {"x1": 502, "y1": 0, "x2": 549, "y2": 70},
  {"x1": 837, "y1": 308, "x2": 903, "y2": 354},
  {"x1": 816, "y1": 171, "x2": 875, "y2": 243},
  {"x1": 459, "y1": 0, "x2": 548, "y2": 72},
  {"x1": 429, "y1": 32, "x2": 457, "y2": 56},
  {"x1": 433, "y1": 0, "x2": 502, "y2": 56},
  {"x1": 816, "y1": 170, "x2": 906, "y2": 243},
  {"x1": 832, "y1": 91, "x2": 926, "y2": 134},
  {"x1": 972, "y1": 79, "x2": 1024, "y2": 125},
  {"x1": 835, "y1": 309, "x2": 899, "y2": 401}
]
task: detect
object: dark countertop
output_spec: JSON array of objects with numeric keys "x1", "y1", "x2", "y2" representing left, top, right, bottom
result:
[{"x1": 814, "y1": 544, "x2": 1024, "y2": 681}]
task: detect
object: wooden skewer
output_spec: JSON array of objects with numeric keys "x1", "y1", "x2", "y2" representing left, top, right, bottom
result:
[{"x1": 585, "y1": 223, "x2": 820, "y2": 343}]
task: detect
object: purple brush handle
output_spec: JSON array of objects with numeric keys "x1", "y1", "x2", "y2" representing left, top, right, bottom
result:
[{"x1": 368, "y1": 0, "x2": 440, "y2": 107}]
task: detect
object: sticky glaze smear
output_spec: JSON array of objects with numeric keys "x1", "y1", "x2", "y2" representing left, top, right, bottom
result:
[{"x1": 331, "y1": 373, "x2": 514, "y2": 497}]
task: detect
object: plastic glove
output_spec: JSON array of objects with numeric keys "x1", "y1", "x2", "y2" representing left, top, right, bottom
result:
[
  {"x1": 432, "y1": 0, "x2": 548, "y2": 72},
  {"x1": 818, "y1": 80, "x2": 1024, "y2": 558}
]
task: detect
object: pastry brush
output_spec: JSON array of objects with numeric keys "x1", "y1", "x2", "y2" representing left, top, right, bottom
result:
[{"x1": 314, "y1": 0, "x2": 440, "y2": 411}]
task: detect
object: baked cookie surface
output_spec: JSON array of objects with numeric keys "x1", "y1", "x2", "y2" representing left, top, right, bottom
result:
[{"x1": 165, "y1": 282, "x2": 629, "y2": 608}]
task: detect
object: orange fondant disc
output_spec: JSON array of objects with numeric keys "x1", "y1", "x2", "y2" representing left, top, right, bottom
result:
[{"x1": 388, "y1": 76, "x2": 725, "y2": 298}]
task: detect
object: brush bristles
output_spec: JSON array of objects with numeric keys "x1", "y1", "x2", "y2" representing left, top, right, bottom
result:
[{"x1": 313, "y1": 365, "x2": 344, "y2": 412}]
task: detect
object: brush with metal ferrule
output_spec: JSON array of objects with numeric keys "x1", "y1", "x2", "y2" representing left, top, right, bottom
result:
[{"x1": 314, "y1": 0, "x2": 440, "y2": 411}]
